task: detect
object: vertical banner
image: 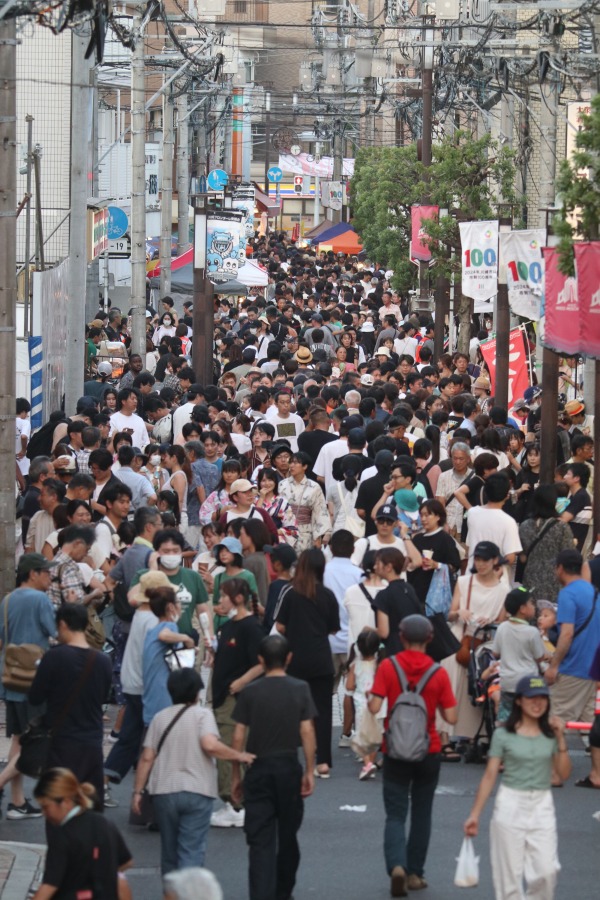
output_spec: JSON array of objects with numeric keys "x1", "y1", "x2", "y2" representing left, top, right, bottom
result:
[
  {"x1": 479, "y1": 327, "x2": 529, "y2": 407},
  {"x1": 328, "y1": 182, "x2": 343, "y2": 210},
  {"x1": 205, "y1": 209, "x2": 244, "y2": 284},
  {"x1": 410, "y1": 205, "x2": 439, "y2": 264},
  {"x1": 28, "y1": 336, "x2": 43, "y2": 430},
  {"x1": 542, "y1": 247, "x2": 580, "y2": 355},
  {"x1": 500, "y1": 229, "x2": 545, "y2": 320},
  {"x1": 459, "y1": 220, "x2": 499, "y2": 301},
  {"x1": 231, "y1": 184, "x2": 255, "y2": 261},
  {"x1": 574, "y1": 242, "x2": 600, "y2": 358},
  {"x1": 320, "y1": 181, "x2": 330, "y2": 208}
]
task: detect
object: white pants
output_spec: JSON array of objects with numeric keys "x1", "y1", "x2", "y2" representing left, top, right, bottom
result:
[{"x1": 490, "y1": 785, "x2": 559, "y2": 900}]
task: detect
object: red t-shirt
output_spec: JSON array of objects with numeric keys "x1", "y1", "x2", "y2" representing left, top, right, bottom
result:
[{"x1": 371, "y1": 650, "x2": 456, "y2": 754}]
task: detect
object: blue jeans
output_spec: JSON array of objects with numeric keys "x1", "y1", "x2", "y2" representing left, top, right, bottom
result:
[
  {"x1": 152, "y1": 791, "x2": 214, "y2": 875},
  {"x1": 382, "y1": 754, "x2": 441, "y2": 877},
  {"x1": 104, "y1": 693, "x2": 144, "y2": 782}
]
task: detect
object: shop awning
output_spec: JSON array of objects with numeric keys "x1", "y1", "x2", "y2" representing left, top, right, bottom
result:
[{"x1": 253, "y1": 183, "x2": 281, "y2": 216}]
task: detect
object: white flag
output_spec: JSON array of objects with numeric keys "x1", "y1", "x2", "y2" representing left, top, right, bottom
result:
[
  {"x1": 459, "y1": 220, "x2": 499, "y2": 302},
  {"x1": 500, "y1": 229, "x2": 545, "y2": 321}
]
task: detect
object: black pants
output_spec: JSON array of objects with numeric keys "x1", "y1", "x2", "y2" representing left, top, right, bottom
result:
[
  {"x1": 243, "y1": 755, "x2": 304, "y2": 900},
  {"x1": 104, "y1": 693, "x2": 144, "y2": 782},
  {"x1": 47, "y1": 738, "x2": 105, "y2": 810},
  {"x1": 306, "y1": 674, "x2": 333, "y2": 767}
]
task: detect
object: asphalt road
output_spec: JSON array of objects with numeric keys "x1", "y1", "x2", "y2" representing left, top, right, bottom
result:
[{"x1": 2, "y1": 730, "x2": 599, "y2": 900}]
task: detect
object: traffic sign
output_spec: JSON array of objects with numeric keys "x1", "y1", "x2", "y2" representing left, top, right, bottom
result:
[
  {"x1": 267, "y1": 166, "x2": 283, "y2": 183},
  {"x1": 108, "y1": 238, "x2": 131, "y2": 257},
  {"x1": 107, "y1": 206, "x2": 129, "y2": 240},
  {"x1": 207, "y1": 168, "x2": 229, "y2": 191}
]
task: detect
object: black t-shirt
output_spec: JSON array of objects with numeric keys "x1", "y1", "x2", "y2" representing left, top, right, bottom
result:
[
  {"x1": 356, "y1": 473, "x2": 388, "y2": 537},
  {"x1": 29, "y1": 646, "x2": 112, "y2": 744},
  {"x1": 408, "y1": 530, "x2": 461, "y2": 603},
  {"x1": 233, "y1": 675, "x2": 317, "y2": 757},
  {"x1": 264, "y1": 578, "x2": 290, "y2": 633},
  {"x1": 276, "y1": 585, "x2": 340, "y2": 679},
  {"x1": 374, "y1": 580, "x2": 422, "y2": 655},
  {"x1": 565, "y1": 488, "x2": 592, "y2": 551},
  {"x1": 212, "y1": 615, "x2": 265, "y2": 709},
  {"x1": 297, "y1": 430, "x2": 339, "y2": 481},
  {"x1": 331, "y1": 452, "x2": 372, "y2": 482},
  {"x1": 43, "y1": 810, "x2": 131, "y2": 898}
]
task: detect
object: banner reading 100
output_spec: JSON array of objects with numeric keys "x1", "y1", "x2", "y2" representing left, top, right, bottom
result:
[
  {"x1": 506, "y1": 260, "x2": 543, "y2": 284},
  {"x1": 464, "y1": 247, "x2": 497, "y2": 267}
]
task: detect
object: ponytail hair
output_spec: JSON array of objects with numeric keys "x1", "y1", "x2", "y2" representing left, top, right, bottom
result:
[
  {"x1": 220, "y1": 577, "x2": 259, "y2": 616},
  {"x1": 34, "y1": 767, "x2": 97, "y2": 810}
]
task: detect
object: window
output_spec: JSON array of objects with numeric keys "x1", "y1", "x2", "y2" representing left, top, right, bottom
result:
[{"x1": 233, "y1": 1, "x2": 247, "y2": 11}]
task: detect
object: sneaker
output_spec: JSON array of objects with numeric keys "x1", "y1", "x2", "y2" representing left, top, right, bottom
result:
[
  {"x1": 106, "y1": 730, "x2": 120, "y2": 744},
  {"x1": 6, "y1": 800, "x2": 42, "y2": 820},
  {"x1": 210, "y1": 802, "x2": 245, "y2": 828},
  {"x1": 359, "y1": 762, "x2": 377, "y2": 781},
  {"x1": 103, "y1": 786, "x2": 118, "y2": 808},
  {"x1": 406, "y1": 874, "x2": 428, "y2": 891},
  {"x1": 338, "y1": 732, "x2": 353, "y2": 748}
]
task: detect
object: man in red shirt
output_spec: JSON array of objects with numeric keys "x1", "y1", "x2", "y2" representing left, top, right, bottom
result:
[{"x1": 369, "y1": 615, "x2": 457, "y2": 897}]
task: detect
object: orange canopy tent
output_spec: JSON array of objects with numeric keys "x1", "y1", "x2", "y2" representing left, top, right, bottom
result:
[{"x1": 318, "y1": 224, "x2": 363, "y2": 255}]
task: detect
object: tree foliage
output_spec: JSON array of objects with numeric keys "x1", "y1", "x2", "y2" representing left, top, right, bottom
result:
[
  {"x1": 555, "y1": 93, "x2": 600, "y2": 275},
  {"x1": 350, "y1": 132, "x2": 519, "y2": 292}
]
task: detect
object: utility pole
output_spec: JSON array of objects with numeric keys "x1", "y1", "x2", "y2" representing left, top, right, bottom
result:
[
  {"x1": 160, "y1": 82, "x2": 174, "y2": 299},
  {"x1": 0, "y1": 16, "x2": 17, "y2": 592},
  {"x1": 23, "y1": 115, "x2": 33, "y2": 337},
  {"x1": 538, "y1": 75, "x2": 560, "y2": 486},
  {"x1": 176, "y1": 90, "x2": 190, "y2": 254},
  {"x1": 263, "y1": 91, "x2": 271, "y2": 198},
  {"x1": 130, "y1": 9, "x2": 147, "y2": 358},
  {"x1": 418, "y1": 19, "x2": 433, "y2": 313},
  {"x1": 331, "y1": 121, "x2": 343, "y2": 225},
  {"x1": 495, "y1": 209, "x2": 512, "y2": 410},
  {"x1": 65, "y1": 29, "x2": 91, "y2": 416}
]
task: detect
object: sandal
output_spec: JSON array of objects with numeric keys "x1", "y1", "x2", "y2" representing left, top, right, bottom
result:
[
  {"x1": 575, "y1": 776, "x2": 600, "y2": 789},
  {"x1": 440, "y1": 744, "x2": 461, "y2": 762}
]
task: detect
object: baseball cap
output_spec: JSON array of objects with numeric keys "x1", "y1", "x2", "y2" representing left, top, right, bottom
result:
[
  {"x1": 97, "y1": 361, "x2": 113, "y2": 377},
  {"x1": 515, "y1": 674, "x2": 550, "y2": 699},
  {"x1": 17, "y1": 553, "x2": 56, "y2": 576},
  {"x1": 213, "y1": 537, "x2": 243, "y2": 559},
  {"x1": 512, "y1": 398, "x2": 529, "y2": 412},
  {"x1": 311, "y1": 313, "x2": 323, "y2": 323},
  {"x1": 399, "y1": 614, "x2": 434, "y2": 643},
  {"x1": 523, "y1": 385, "x2": 542, "y2": 404},
  {"x1": 55, "y1": 455, "x2": 77, "y2": 472},
  {"x1": 360, "y1": 373, "x2": 375, "y2": 387},
  {"x1": 265, "y1": 544, "x2": 297, "y2": 569},
  {"x1": 472, "y1": 541, "x2": 501, "y2": 560},
  {"x1": 230, "y1": 478, "x2": 254, "y2": 494},
  {"x1": 375, "y1": 503, "x2": 397, "y2": 522}
]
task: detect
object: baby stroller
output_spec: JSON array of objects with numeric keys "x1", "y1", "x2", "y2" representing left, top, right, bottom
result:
[{"x1": 463, "y1": 624, "x2": 498, "y2": 764}]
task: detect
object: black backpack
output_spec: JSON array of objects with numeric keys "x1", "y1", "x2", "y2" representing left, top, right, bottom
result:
[{"x1": 26, "y1": 417, "x2": 67, "y2": 460}]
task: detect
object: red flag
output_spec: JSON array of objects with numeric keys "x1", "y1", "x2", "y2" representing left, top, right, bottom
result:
[
  {"x1": 543, "y1": 247, "x2": 580, "y2": 355},
  {"x1": 574, "y1": 242, "x2": 600, "y2": 359},
  {"x1": 480, "y1": 328, "x2": 529, "y2": 408},
  {"x1": 410, "y1": 205, "x2": 438, "y2": 263}
]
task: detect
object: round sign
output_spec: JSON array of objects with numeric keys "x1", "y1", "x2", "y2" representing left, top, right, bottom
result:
[
  {"x1": 267, "y1": 166, "x2": 283, "y2": 183},
  {"x1": 207, "y1": 169, "x2": 229, "y2": 191},
  {"x1": 107, "y1": 206, "x2": 129, "y2": 240}
]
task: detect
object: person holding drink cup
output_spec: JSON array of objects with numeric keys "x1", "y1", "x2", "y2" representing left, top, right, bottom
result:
[{"x1": 408, "y1": 500, "x2": 462, "y2": 604}]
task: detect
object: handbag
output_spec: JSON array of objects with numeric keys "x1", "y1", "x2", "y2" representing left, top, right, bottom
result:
[
  {"x1": 164, "y1": 647, "x2": 196, "y2": 671},
  {"x1": 129, "y1": 704, "x2": 192, "y2": 826},
  {"x1": 17, "y1": 650, "x2": 98, "y2": 778},
  {"x1": 1, "y1": 597, "x2": 44, "y2": 692},
  {"x1": 455, "y1": 577, "x2": 483, "y2": 668},
  {"x1": 337, "y1": 483, "x2": 366, "y2": 539}
]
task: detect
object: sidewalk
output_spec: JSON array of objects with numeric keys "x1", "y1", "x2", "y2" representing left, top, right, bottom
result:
[{"x1": 0, "y1": 842, "x2": 46, "y2": 898}]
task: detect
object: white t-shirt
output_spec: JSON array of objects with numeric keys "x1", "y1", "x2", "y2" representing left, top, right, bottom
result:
[
  {"x1": 351, "y1": 534, "x2": 407, "y2": 570},
  {"x1": 393, "y1": 336, "x2": 419, "y2": 358},
  {"x1": 173, "y1": 402, "x2": 196, "y2": 441},
  {"x1": 465, "y1": 506, "x2": 522, "y2": 567},
  {"x1": 16, "y1": 417, "x2": 31, "y2": 475},
  {"x1": 109, "y1": 411, "x2": 149, "y2": 450},
  {"x1": 263, "y1": 410, "x2": 305, "y2": 452},
  {"x1": 313, "y1": 439, "x2": 350, "y2": 493},
  {"x1": 231, "y1": 433, "x2": 252, "y2": 454}
]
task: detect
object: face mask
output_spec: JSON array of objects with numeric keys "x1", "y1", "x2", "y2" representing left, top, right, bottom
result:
[
  {"x1": 150, "y1": 455, "x2": 161, "y2": 466},
  {"x1": 160, "y1": 554, "x2": 182, "y2": 570},
  {"x1": 163, "y1": 319, "x2": 172, "y2": 326},
  {"x1": 227, "y1": 607, "x2": 237, "y2": 620}
]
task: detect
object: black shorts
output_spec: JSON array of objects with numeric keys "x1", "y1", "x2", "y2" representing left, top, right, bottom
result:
[{"x1": 5, "y1": 699, "x2": 44, "y2": 738}]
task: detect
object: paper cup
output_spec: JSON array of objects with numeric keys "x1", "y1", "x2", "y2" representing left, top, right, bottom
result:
[{"x1": 422, "y1": 550, "x2": 434, "y2": 560}]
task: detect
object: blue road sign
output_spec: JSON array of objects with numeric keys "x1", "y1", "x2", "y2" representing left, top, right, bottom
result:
[
  {"x1": 207, "y1": 168, "x2": 229, "y2": 191},
  {"x1": 107, "y1": 206, "x2": 129, "y2": 240},
  {"x1": 267, "y1": 166, "x2": 283, "y2": 183}
]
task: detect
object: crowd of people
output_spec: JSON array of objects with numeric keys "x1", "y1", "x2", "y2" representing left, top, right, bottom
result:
[{"x1": 4, "y1": 234, "x2": 600, "y2": 899}]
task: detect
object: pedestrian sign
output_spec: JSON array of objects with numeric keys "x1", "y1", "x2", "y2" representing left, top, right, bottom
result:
[
  {"x1": 207, "y1": 169, "x2": 229, "y2": 191},
  {"x1": 267, "y1": 166, "x2": 283, "y2": 183}
]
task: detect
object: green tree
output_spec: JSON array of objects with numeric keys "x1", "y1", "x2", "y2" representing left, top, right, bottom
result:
[
  {"x1": 350, "y1": 132, "x2": 519, "y2": 351},
  {"x1": 555, "y1": 93, "x2": 600, "y2": 273}
]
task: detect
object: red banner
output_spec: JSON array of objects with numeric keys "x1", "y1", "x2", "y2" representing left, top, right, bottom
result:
[
  {"x1": 543, "y1": 247, "x2": 580, "y2": 355},
  {"x1": 574, "y1": 242, "x2": 600, "y2": 359},
  {"x1": 479, "y1": 328, "x2": 530, "y2": 408},
  {"x1": 410, "y1": 205, "x2": 438, "y2": 263}
]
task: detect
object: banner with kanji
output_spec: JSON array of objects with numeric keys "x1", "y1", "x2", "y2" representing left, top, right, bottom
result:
[
  {"x1": 542, "y1": 247, "x2": 580, "y2": 355},
  {"x1": 574, "y1": 242, "x2": 600, "y2": 359},
  {"x1": 500, "y1": 229, "x2": 545, "y2": 320},
  {"x1": 459, "y1": 220, "x2": 498, "y2": 301},
  {"x1": 410, "y1": 205, "x2": 438, "y2": 264},
  {"x1": 479, "y1": 327, "x2": 529, "y2": 408}
]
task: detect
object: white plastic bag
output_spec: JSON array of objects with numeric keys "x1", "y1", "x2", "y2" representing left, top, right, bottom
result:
[{"x1": 454, "y1": 837, "x2": 479, "y2": 888}]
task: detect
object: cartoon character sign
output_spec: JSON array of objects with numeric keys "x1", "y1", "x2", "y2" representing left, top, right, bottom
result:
[{"x1": 205, "y1": 210, "x2": 244, "y2": 285}]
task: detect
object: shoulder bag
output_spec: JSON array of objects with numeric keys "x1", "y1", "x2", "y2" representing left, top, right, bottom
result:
[
  {"x1": 129, "y1": 704, "x2": 192, "y2": 826},
  {"x1": 54, "y1": 564, "x2": 106, "y2": 651},
  {"x1": 337, "y1": 483, "x2": 366, "y2": 539},
  {"x1": 17, "y1": 650, "x2": 98, "y2": 778},
  {"x1": 573, "y1": 588, "x2": 599, "y2": 640},
  {"x1": 1, "y1": 597, "x2": 44, "y2": 692},
  {"x1": 455, "y1": 577, "x2": 484, "y2": 668}
]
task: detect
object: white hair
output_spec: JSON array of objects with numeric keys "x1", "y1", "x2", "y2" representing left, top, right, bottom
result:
[
  {"x1": 163, "y1": 868, "x2": 223, "y2": 900},
  {"x1": 345, "y1": 390, "x2": 361, "y2": 407}
]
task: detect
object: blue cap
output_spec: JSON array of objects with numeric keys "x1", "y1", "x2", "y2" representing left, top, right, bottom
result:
[{"x1": 213, "y1": 537, "x2": 243, "y2": 559}]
